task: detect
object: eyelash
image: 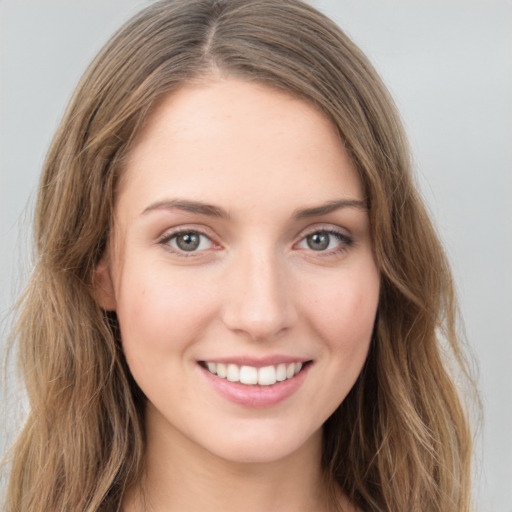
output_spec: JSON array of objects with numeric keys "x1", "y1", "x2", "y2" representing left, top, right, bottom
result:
[
  {"x1": 297, "y1": 228, "x2": 354, "y2": 256},
  {"x1": 157, "y1": 227, "x2": 353, "y2": 257},
  {"x1": 157, "y1": 229, "x2": 217, "y2": 258}
]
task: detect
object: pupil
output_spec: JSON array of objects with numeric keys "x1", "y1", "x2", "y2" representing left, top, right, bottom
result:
[
  {"x1": 307, "y1": 232, "x2": 329, "y2": 251},
  {"x1": 177, "y1": 233, "x2": 200, "y2": 251}
]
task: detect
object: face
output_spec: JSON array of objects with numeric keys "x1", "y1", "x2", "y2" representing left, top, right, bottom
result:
[{"x1": 96, "y1": 79, "x2": 380, "y2": 464}]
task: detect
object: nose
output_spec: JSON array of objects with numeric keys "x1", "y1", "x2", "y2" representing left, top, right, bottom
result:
[{"x1": 220, "y1": 246, "x2": 298, "y2": 342}]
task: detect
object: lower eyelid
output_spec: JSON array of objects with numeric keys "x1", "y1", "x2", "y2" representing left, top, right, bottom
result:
[
  {"x1": 157, "y1": 228, "x2": 352, "y2": 256},
  {"x1": 158, "y1": 230, "x2": 216, "y2": 252},
  {"x1": 298, "y1": 230, "x2": 352, "y2": 247}
]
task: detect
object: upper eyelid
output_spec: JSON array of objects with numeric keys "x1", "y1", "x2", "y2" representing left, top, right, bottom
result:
[
  {"x1": 157, "y1": 229, "x2": 218, "y2": 258},
  {"x1": 156, "y1": 223, "x2": 352, "y2": 246},
  {"x1": 294, "y1": 225, "x2": 354, "y2": 252},
  {"x1": 156, "y1": 228, "x2": 216, "y2": 252},
  {"x1": 297, "y1": 223, "x2": 351, "y2": 239},
  {"x1": 157, "y1": 225, "x2": 217, "y2": 241}
]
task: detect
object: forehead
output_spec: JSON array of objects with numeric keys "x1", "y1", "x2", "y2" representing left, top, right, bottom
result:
[{"x1": 118, "y1": 78, "x2": 363, "y2": 218}]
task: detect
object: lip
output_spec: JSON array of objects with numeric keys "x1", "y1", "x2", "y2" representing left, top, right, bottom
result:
[{"x1": 198, "y1": 359, "x2": 311, "y2": 407}]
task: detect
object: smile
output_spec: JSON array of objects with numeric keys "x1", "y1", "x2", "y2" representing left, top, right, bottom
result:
[
  {"x1": 198, "y1": 359, "x2": 312, "y2": 407},
  {"x1": 201, "y1": 361, "x2": 304, "y2": 386}
]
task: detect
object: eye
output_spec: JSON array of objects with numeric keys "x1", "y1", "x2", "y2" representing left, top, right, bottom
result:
[
  {"x1": 162, "y1": 230, "x2": 214, "y2": 253},
  {"x1": 296, "y1": 229, "x2": 352, "y2": 252}
]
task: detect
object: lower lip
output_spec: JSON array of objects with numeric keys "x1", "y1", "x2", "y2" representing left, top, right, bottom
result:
[{"x1": 199, "y1": 364, "x2": 310, "y2": 407}]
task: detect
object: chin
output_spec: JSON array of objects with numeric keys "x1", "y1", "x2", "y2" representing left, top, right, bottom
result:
[{"x1": 201, "y1": 424, "x2": 322, "y2": 465}]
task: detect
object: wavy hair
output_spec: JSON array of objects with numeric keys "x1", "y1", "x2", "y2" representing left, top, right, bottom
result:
[{"x1": 4, "y1": 1, "x2": 475, "y2": 510}]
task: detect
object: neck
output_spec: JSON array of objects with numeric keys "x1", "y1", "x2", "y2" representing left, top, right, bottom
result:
[{"x1": 122, "y1": 405, "x2": 340, "y2": 512}]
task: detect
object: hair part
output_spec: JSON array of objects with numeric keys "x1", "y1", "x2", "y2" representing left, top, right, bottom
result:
[{"x1": 4, "y1": 1, "x2": 476, "y2": 511}]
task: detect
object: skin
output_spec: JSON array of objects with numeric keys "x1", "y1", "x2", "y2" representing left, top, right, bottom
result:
[{"x1": 95, "y1": 78, "x2": 379, "y2": 512}]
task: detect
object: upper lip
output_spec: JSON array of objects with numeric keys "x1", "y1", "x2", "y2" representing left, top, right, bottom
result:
[{"x1": 198, "y1": 355, "x2": 312, "y2": 368}]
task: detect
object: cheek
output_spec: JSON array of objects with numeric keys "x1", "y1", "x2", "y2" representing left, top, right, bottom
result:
[
  {"x1": 295, "y1": 262, "x2": 379, "y2": 419},
  {"x1": 304, "y1": 261, "x2": 379, "y2": 367},
  {"x1": 309, "y1": 264, "x2": 379, "y2": 330},
  {"x1": 114, "y1": 265, "x2": 217, "y2": 358}
]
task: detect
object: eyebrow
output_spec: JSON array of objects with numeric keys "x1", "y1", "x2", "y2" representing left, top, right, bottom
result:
[
  {"x1": 293, "y1": 199, "x2": 367, "y2": 219},
  {"x1": 141, "y1": 199, "x2": 230, "y2": 218},
  {"x1": 141, "y1": 198, "x2": 367, "y2": 219}
]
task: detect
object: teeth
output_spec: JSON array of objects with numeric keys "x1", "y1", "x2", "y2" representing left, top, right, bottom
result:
[
  {"x1": 276, "y1": 363, "x2": 287, "y2": 382},
  {"x1": 203, "y1": 361, "x2": 306, "y2": 386},
  {"x1": 240, "y1": 365, "x2": 258, "y2": 385},
  {"x1": 226, "y1": 364, "x2": 239, "y2": 382},
  {"x1": 258, "y1": 365, "x2": 276, "y2": 386},
  {"x1": 217, "y1": 363, "x2": 227, "y2": 378}
]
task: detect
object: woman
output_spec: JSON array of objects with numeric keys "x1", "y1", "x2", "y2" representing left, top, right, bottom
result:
[{"x1": 4, "y1": 0, "x2": 475, "y2": 510}]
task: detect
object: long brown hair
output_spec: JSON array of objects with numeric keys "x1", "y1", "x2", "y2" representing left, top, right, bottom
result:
[{"x1": 4, "y1": 1, "x2": 476, "y2": 510}]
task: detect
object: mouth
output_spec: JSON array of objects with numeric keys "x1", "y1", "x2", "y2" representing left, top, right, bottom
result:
[{"x1": 198, "y1": 360, "x2": 311, "y2": 386}]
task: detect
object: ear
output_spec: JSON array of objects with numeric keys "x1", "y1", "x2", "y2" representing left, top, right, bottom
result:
[{"x1": 93, "y1": 257, "x2": 117, "y2": 311}]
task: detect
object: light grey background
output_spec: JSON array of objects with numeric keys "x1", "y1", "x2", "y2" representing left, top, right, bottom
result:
[{"x1": 1, "y1": 1, "x2": 510, "y2": 510}]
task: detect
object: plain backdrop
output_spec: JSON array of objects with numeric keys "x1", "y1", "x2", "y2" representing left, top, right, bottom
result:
[{"x1": 1, "y1": 1, "x2": 511, "y2": 510}]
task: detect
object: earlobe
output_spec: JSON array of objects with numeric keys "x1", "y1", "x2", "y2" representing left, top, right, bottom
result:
[{"x1": 93, "y1": 258, "x2": 117, "y2": 311}]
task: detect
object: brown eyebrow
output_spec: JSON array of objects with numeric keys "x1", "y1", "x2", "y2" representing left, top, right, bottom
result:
[
  {"x1": 141, "y1": 199, "x2": 230, "y2": 218},
  {"x1": 141, "y1": 198, "x2": 367, "y2": 219},
  {"x1": 293, "y1": 199, "x2": 367, "y2": 219}
]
